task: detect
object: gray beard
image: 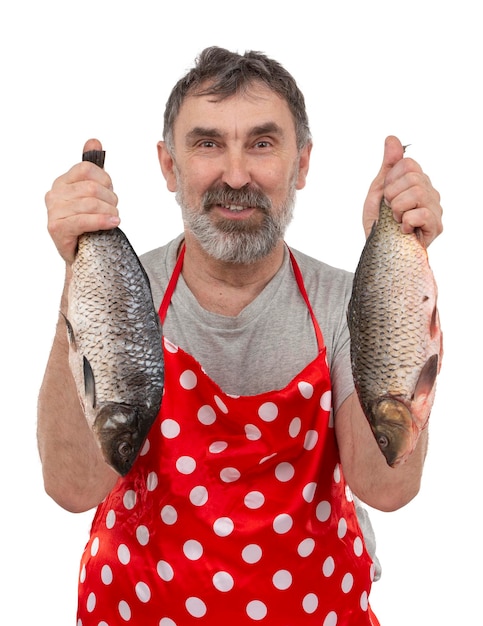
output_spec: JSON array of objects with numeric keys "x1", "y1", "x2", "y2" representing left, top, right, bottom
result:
[{"x1": 175, "y1": 178, "x2": 297, "y2": 265}]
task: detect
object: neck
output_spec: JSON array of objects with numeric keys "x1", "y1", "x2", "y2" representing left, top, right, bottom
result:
[{"x1": 180, "y1": 232, "x2": 285, "y2": 316}]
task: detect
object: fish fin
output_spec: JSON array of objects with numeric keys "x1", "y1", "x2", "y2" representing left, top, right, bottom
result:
[
  {"x1": 413, "y1": 354, "x2": 439, "y2": 401},
  {"x1": 83, "y1": 356, "x2": 96, "y2": 409},
  {"x1": 60, "y1": 311, "x2": 77, "y2": 351}
]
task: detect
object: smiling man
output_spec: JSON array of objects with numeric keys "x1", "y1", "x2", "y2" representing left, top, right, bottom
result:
[{"x1": 38, "y1": 47, "x2": 443, "y2": 625}]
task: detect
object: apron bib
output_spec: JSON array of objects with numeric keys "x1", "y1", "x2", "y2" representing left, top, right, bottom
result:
[{"x1": 77, "y1": 247, "x2": 379, "y2": 625}]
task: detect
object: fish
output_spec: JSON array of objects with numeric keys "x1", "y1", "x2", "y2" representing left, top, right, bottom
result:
[
  {"x1": 63, "y1": 149, "x2": 164, "y2": 476},
  {"x1": 347, "y1": 198, "x2": 443, "y2": 467}
]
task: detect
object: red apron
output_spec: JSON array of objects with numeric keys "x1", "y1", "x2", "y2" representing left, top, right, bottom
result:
[{"x1": 77, "y1": 247, "x2": 380, "y2": 625}]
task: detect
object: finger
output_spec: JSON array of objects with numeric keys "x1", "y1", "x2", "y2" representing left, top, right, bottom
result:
[{"x1": 83, "y1": 138, "x2": 103, "y2": 154}]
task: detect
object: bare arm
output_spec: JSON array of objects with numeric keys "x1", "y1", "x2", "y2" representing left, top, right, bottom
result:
[
  {"x1": 335, "y1": 392, "x2": 427, "y2": 511},
  {"x1": 37, "y1": 138, "x2": 120, "y2": 512}
]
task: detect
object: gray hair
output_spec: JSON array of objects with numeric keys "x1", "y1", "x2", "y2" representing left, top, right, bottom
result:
[{"x1": 163, "y1": 46, "x2": 311, "y2": 152}]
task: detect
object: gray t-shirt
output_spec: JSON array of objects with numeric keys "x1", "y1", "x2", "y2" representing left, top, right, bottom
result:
[{"x1": 140, "y1": 234, "x2": 381, "y2": 580}]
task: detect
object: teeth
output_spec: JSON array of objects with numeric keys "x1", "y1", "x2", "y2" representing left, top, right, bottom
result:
[{"x1": 222, "y1": 204, "x2": 246, "y2": 212}]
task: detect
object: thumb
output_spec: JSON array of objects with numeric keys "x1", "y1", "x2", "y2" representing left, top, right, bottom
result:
[
  {"x1": 362, "y1": 135, "x2": 404, "y2": 237},
  {"x1": 83, "y1": 137, "x2": 103, "y2": 155},
  {"x1": 370, "y1": 135, "x2": 405, "y2": 196}
]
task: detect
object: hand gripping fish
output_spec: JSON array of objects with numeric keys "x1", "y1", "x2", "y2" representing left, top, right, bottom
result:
[
  {"x1": 63, "y1": 149, "x2": 164, "y2": 476},
  {"x1": 347, "y1": 198, "x2": 443, "y2": 467}
]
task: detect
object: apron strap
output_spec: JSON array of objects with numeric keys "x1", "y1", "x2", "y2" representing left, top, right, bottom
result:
[{"x1": 159, "y1": 243, "x2": 325, "y2": 353}]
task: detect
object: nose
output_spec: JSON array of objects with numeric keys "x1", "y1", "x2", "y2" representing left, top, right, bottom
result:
[{"x1": 221, "y1": 148, "x2": 251, "y2": 189}]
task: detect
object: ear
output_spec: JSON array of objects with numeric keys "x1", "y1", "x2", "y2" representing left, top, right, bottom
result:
[
  {"x1": 295, "y1": 142, "x2": 312, "y2": 190},
  {"x1": 157, "y1": 141, "x2": 178, "y2": 192}
]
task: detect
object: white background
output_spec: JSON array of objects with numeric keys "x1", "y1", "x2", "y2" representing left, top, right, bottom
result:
[{"x1": 1, "y1": 1, "x2": 480, "y2": 624}]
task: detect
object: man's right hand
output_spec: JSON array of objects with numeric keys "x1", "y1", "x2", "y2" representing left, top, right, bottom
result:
[{"x1": 45, "y1": 138, "x2": 120, "y2": 263}]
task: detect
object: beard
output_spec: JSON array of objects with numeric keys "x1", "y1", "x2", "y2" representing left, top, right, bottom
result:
[{"x1": 174, "y1": 170, "x2": 298, "y2": 265}]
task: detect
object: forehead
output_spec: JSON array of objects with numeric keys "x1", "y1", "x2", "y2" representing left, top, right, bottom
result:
[{"x1": 173, "y1": 81, "x2": 297, "y2": 140}]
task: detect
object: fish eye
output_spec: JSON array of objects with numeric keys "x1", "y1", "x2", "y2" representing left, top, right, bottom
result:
[
  {"x1": 118, "y1": 441, "x2": 134, "y2": 460},
  {"x1": 377, "y1": 434, "x2": 389, "y2": 450}
]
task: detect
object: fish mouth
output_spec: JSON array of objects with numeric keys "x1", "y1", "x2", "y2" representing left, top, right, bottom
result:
[{"x1": 370, "y1": 398, "x2": 416, "y2": 467}]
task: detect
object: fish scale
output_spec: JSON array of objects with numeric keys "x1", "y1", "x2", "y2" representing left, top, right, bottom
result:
[
  {"x1": 65, "y1": 150, "x2": 164, "y2": 476},
  {"x1": 347, "y1": 199, "x2": 442, "y2": 467}
]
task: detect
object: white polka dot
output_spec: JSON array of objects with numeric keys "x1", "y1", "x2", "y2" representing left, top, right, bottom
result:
[
  {"x1": 258, "y1": 401, "x2": 278, "y2": 422},
  {"x1": 136, "y1": 581, "x2": 151, "y2": 603},
  {"x1": 119, "y1": 600, "x2": 131, "y2": 621},
  {"x1": 289, "y1": 417, "x2": 302, "y2": 437},
  {"x1": 163, "y1": 338, "x2": 178, "y2": 353},
  {"x1": 273, "y1": 513, "x2": 293, "y2": 534},
  {"x1": 220, "y1": 467, "x2": 241, "y2": 482},
  {"x1": 360, "y1": 590, "x2": 369, "y2": 611},
  {"x1": 242, "y1": 544, "x2": 262, "y2": 564},
  {"x1": 90, "y1": 537, "x2": 99, "y2": 556},
  {"x1": 345, "y1": 485, "x2": 354, "y2": 502},
  {"x1": 316, "y1": 500, "x2": 331, "y2": 522},
  {"x1": 323, "y1": 611, "x2": 338, "y2": 626},
  {"x1": 136, "y1": 525, "x2": 150, "y2": 546},
  {"x1": 302, "y1": 593, "x2": 318, "y2": 614},
  {"x1": 118, "y1": 544, "x2": 131, "y2": 565},
  {"x1": 87, "y1": 592, "x2": 96, "y2": 612},
  {"x1": 176, "y1": 456, "x2": 196, "y2": 474},
  {"x1": 342, "y1": 572, "x2": 354, "y2": 593},
  {"x1": 180, "y1": 369, "x2": 197, "y2": 390},
  {"x1": 303, "y1": 430, "x2": 319, "y2": 450},
  {"x1": 79, "y1": 564, "x2": 86, "y2": 583},
  {"x1": 354, "y1": 536, "x2": 364, "y2": 557},
  {"x1": 160, "y1": 618, "x2": 177, "y2": 626},
  {"x1": 275, "y1": 461, "x2": 295, "y2": 482},
  {"x1": 213, "y1": 571, "x2": 234, "y2": 592},
  {"x1": 214, "y1": 395, "x2": 229, "y2": 413},
  {"x1": 298, "y1": 538, "x2": 316, "y2": 557},
  {"x1": 333, "y1": 464, "x2": 341, "y2": 483},
  {"x1": 140, "y1": 437, "x2": 150, "y2": 456},
  {"x1": 259, "y1": 452, "x2": 277, "y2": 464},
  {"x1": 338, "y1": 518, "x2": 347, "y2": 539},
  {"x1": 320, "y1": 390, "x2": 332, "y2": 411},
  {"x1": 246, "y1": 600, "x2": 268, "y2": 620},
  {"x1": 272, "y1": 569, "x2": 292, "y2": 590},
  {"x1": 186, "y1": 597, "x2": 207, "y2": 618},
  {"x1": 189, "y1": 485, "x2": 208, "y2": 506},
  {"x1": 183, "y1": 539, "x2": 203, "y2": 560},
  {"x1": 161, "y1": 505, "x2": 178, "y2": 525},
  {"x1": 147, "y1": 471, "x2": 158, "y2": 491},
  {"x1": 198, "y1": 405, "x2": 216, "y2": 425},
  {"x1": 213, "y1": 517, "x2": 234, "y2": 536},
  {"x1": 101, "y1": 564, "x2": 113, "y2": 585},
  {"x1": 245, "y1": 424, "x2": 262, "y2": 441},
  {"x1": 209, "y1": 441, "x2": 228, "y2": 453},
  {"x1": 161, "y1": 419, "x2": 180, "y2": 439},
  {"x1": 298, "y1": 380, "x2": 314, "y2": 399},
  {"x1": 157, "y1": 560, "x2": 174, "y2": 582},
  {"x1": 244, "y1": 491, "x2": 265, "y2": 509},
  {"x1": 123, "y1": 490, "x2": 136, "y2": 510},
  {"x1": 106, "y1": 510, "x2": 116, "y2": 529},
  {"x1": 322, "y1": 556, "x2": 335, "y2": 577},
  {"x1": 302, "y1": 482, "x2": 317, "y2": 503}
]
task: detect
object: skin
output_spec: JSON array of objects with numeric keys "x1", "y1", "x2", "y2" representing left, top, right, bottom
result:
[{"x1": 37, "y1": 81, "x2": 443, "y2": 513}]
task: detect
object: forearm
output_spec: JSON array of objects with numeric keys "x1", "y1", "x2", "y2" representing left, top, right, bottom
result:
[
  {"x1": 37, "y1": 273, "x2": 118, "y2": 512},
  {"x1": 336, "y1": 392, "x2": 428, "y2": 512}
]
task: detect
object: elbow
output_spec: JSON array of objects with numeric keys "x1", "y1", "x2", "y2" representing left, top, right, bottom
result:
[{"x1": 361, "y1": 477, "x2": 422, "y2": 513}]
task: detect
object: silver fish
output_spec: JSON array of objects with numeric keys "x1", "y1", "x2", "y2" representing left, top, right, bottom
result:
[
  {"x1": 347, "y1": 199, "x2": 443, "y2": 467},
  {"x1": 64, "y1": 149, "x2": 164, "y2": 476}
]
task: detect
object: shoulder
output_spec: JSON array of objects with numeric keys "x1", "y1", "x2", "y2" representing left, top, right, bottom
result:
[
  {"x1": 139, "y1": 234, "x2": 184, "y2": 309},
  {"x1": 288, "y1": 245, "x2": 354, "y2": 296}
]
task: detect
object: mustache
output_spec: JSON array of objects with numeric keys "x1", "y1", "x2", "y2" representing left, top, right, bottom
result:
[{"x1": 202, "y1": 184, "x2": 272, "y2": 212}]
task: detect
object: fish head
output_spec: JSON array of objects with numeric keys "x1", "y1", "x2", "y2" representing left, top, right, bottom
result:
[
  {"x1": 93, "y1": 403, "x2": 155, "y2": 476},
  {"x1": 369, "y1": 398, "x2": 417, "y2": 467}
]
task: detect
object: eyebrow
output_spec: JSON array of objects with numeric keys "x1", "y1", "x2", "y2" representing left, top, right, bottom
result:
[{"x1": 185, "y1": 122, "x2": 285, "y2": 144}]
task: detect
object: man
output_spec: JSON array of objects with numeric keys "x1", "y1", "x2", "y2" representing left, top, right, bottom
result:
[{"x1": 38, "y1": 47, "x2": 443, "y2": 625}]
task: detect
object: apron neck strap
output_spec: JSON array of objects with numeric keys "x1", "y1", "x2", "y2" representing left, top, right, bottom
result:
[{"x1": 159, "y1": 243, "x2": 325, "y2": 353}]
